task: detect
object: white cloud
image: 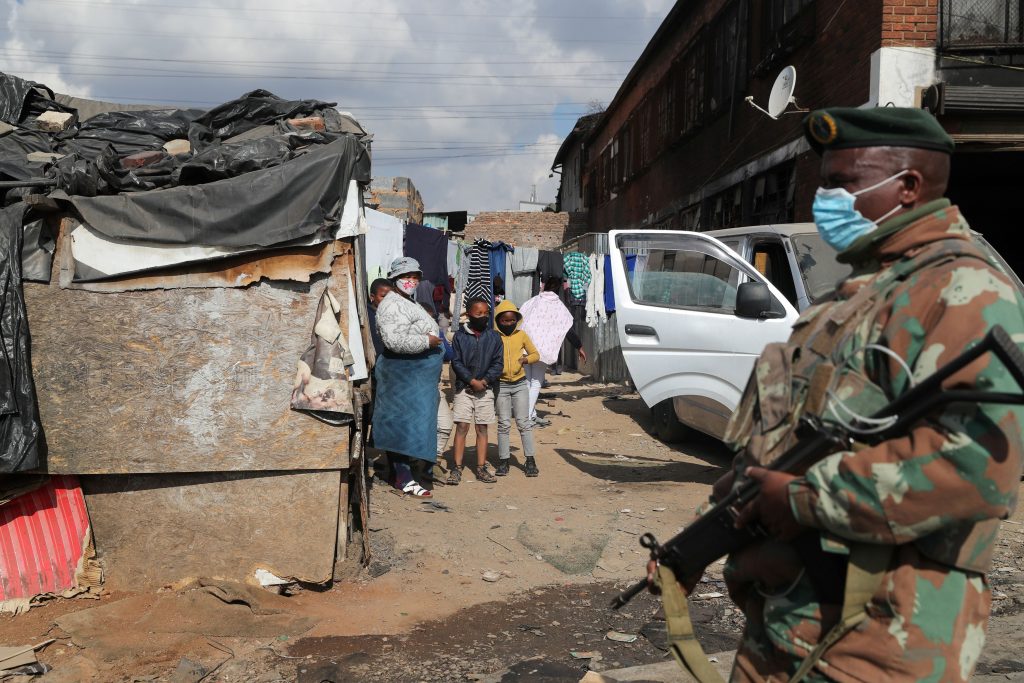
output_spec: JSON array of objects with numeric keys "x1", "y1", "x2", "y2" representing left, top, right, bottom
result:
[{"x1": 1, "y1": 0, "x2": 675, "y2": 212}]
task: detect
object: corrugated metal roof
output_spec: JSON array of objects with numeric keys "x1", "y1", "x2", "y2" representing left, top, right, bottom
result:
[{"x1": 0, "y1": 475, "x2": 90, "y2": 607}]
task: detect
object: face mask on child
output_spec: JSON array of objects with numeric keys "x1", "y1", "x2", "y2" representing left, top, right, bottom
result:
[
  {"x1": 498, "y1": 322, "x2": 517, "y2": 336},
  {"x1": 468, "y1": 316, "x2": 489, "y2": 332}
]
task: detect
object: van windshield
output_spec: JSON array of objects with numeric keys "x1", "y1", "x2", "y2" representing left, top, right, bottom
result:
[{"x1": 790, "y1": 233, "x2": 853, "y2": 304}]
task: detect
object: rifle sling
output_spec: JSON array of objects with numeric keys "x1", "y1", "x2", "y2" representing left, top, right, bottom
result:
[
  {"x1": 656, "y1": 565, "x2": 727, "y2": 683},
  {"x1": 789, "y1": 543, "x2": 892, "y2": 683}
]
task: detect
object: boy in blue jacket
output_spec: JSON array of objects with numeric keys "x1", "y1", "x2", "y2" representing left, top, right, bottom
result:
[{"x1": 448, "y1": 298, "x2": 504, "y2": 485}]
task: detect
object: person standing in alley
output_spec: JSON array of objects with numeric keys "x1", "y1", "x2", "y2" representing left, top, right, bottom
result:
[
  {"x1": 520, "y1": 276, "x2": 587, "y2": 427},
  {"x1": 372, "y1": 258, "x2": 443, "y2": 498},
  {"x1": 448, "y1": 298, "x2": 504, "y2": 485},
  {"x1": 493, "y1": 299, "x2": 541, "y2": 477}
]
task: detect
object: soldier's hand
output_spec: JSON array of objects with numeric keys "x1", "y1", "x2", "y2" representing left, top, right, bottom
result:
[{"x1": 735, "y1": 467, "x2": 802, "y2": 540}]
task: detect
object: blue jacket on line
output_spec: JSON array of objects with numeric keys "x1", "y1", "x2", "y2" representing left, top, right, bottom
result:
[{"x1": 451, "y1": 324, "x2": 504, "y2": 392}]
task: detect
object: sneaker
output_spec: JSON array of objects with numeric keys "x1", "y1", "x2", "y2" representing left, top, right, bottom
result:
[
  {"x1": 533, "y1": 417, "x2": 551, "y2": 427},
  {"x1": 524, "y1": 457, "x2": 539, "y2": 477},
  {"x1": 495, "y1": 460, "x2": 510, "y2": 476},
  {"x1": 475, "y1": 465, "x2": 497, "y2": 483}
]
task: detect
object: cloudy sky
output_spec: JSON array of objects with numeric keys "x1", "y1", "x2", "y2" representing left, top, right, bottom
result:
[{"x1": 1, "y1": 0, "x2": 674, "y2": 212}]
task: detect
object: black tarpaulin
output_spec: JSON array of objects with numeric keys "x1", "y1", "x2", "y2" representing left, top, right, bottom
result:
[
  {"x1": 0, "y1": 72, "x2": 75, "y2": 128},
  {"x1": 189, "y1": 89, "x2": 336, "y2": 148},
  {"x1": 0, "y1": 130, "x2": 57, "y2": 181},
  {"x1": 62, "y1": 135, "x2": 370, "y2": 247},
  {"x1": 0, "y1": 203, "x2": 43, "y2": 473},
  {"x1": 21, "y1": 217, "x2": 55, "y2": 283}
]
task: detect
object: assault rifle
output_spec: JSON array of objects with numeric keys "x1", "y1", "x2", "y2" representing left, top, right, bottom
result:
[{"x1": 612, "y1": 325, "x2": 1024, "y2": 609}]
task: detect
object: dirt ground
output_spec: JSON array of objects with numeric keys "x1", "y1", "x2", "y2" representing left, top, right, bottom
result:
[{"x1": 3, "y1": 372, "x2": 1024, "y2": 682}]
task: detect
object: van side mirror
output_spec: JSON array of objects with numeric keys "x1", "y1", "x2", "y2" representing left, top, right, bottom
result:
[{"x1": 735, "y1": 281, "x2": 773, "y2": 319}]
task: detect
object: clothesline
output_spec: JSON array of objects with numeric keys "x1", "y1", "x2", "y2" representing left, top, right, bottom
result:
[{"x1": 363, "y1": 215, "x2": 619, "y2": 329}]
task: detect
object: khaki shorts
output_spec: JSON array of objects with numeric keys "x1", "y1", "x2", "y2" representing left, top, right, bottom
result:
[{"x1": 452, "y1": 387, "x2": 496, "y2": 425}]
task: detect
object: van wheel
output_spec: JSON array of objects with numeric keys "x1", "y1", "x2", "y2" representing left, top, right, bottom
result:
[{"x1": 652, "y1": 400, "x2": 687, "y2": 443}]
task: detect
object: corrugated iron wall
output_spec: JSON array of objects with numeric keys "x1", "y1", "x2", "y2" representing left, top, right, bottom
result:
[{"x1": 558, "y1": 233, "x2": 632, "y2": 385}]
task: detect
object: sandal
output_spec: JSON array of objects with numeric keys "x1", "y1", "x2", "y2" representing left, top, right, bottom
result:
[
  {"x1": 401, "y1": 481, "x2": 432, "y2": 497},
  {"x1": 475, "y1": 466, "x2": 496, "y2": 483},
  {"x1": 431, "y1": 462, "x2": 447, "y2": 485},
  {"x1": 446, "y1": 467, "x2": 462, "y2": 486}
]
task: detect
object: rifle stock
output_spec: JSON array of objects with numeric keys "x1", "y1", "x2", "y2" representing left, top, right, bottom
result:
[{"x1": 612, "y1": 325, "x2": 1024, "y2": 610}]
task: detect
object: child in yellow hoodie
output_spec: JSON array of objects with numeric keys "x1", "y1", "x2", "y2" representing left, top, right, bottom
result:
[{"x1": 493, "y1": 300, "x2": 542, "y2": 477}]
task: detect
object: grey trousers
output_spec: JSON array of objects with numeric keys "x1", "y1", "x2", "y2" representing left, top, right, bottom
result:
[{"x1": 496, "y1": 379, "x2": 535, "y2": 461}]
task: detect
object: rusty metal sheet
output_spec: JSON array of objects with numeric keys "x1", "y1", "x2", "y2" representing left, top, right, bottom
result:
[{"x1": 59, "y1": 231, "x2": 350, "y2": 292}]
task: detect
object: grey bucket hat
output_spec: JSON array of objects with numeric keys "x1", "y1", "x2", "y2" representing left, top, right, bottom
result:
[{"x1": 388, "y1": 256, "x2": 422, "y2": 279}]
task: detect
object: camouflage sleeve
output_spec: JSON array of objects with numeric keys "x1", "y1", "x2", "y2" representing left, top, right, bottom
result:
[{"x1": 788, "y1": 259, "x2": 1024, "y2": 544}]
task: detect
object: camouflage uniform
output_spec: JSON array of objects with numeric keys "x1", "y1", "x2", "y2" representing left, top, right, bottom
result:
[{"x1": 721, "y1": 201, "x2": 1024, "y2": 682}]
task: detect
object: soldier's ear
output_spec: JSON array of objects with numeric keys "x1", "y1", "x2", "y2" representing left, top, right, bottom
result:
[{"x1": 899, "y1": 170, "x2": 924, "y2": 205}]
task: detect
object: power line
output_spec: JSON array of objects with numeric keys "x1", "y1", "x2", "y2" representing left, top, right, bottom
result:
[
  {"x1": 0, "y1": 59, "x2": 630, "y2": 81},
  {"x1": 21, "y1": 0, "x2": 662, "y2": 22},
  {"x1": 3, "y1": 69, "x2": 623, "y2": 89},
  {"x1": 0, "y1": 48, "x2": 637, "y2": 67},
  {"x1": 5, "y1": 24, "x2": 649, "y2": 46},
  {"x1": 373, "y1": 150, "x2": 557, "y2": 164}
]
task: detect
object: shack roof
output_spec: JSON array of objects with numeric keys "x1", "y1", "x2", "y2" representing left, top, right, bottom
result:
[{"x1": 1, "y1": 70, "x2": 372, "y2": 282}]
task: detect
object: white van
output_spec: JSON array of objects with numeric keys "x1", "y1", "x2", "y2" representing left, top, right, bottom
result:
[{"x1": 607, "y1": 224, "x2": 1019, "y2": 442}]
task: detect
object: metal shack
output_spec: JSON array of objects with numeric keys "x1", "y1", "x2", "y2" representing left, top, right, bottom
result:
[{"x1": 1, "y1": 72, "x2": 374, "y2": 595}]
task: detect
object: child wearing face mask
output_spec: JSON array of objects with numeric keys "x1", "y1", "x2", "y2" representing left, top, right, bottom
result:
[
  {"x1": 492, "y1": 300, "x2": 541, "y2": 477},
  {"x1": 448, "y1": 298, "x2": 505, "y2": 485}
]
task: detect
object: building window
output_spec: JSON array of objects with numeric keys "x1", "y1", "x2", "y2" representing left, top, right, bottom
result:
[
  {"x1": 708, "y1": 2, "x2": 749, "y2": 115},
  {"x1": 940, "y1": 0, "x2": 1024, "y2": 48},
  {"x1": 707, "y1": 184, "x2": 743, "y2": 229},
  {"x1": 681, "y1": 35, "x2": 707, "y2": 135},
  {"x1": 749, "y1": 162, "x2": 796, "y2": 225},
  {"x1": 758, "y1": 0, "x2": 815, "y2": 74}
]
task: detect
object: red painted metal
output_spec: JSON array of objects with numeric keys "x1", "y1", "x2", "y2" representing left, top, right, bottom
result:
[{"x1": 0, "y1": 475, "x2": 90, "y2": 603}]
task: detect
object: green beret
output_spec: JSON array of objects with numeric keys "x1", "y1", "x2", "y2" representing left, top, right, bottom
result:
[{"x1": 804, "y1": 107, "x2": 955, "y2": 155}]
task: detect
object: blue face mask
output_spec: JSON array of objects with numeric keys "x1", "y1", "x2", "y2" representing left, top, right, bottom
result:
[{"x1": 812, "y1": 170, "x2": 907, "y2": 251}]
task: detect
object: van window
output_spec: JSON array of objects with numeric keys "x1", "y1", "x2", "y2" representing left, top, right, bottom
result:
[
  {"x1": 790, "y1": 233, "x2": 853, "y2": 303},
  {"x1": 751, "y1": 240, "x2": 798, "y2": 307},
  {"x1": 617, "y1": 235, "x2": 781, "y2": 315}
]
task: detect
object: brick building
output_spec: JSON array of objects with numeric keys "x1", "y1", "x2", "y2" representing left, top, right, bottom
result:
[
  {"x1": 567, "y1": 0, "x2": 1024, "y2": 273},
  {"x1": 463, "y1": 211, "x2": 589, "y2": 249},
  {"x1": 366, "y1": 176, "x2": 424, "y2": 224}
]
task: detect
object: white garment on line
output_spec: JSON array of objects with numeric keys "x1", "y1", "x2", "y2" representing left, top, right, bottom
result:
[
  {"x1": 585, "y1": 253, "x2": 606, "y2": 327},
  {"x1": 364, "y1": 208, "x2": 404, "y2": 282},
  {"x1": 595, "y1": 254, "x2": 607, "y2": 324}
]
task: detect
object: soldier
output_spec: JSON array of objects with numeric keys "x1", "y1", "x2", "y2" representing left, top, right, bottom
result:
[{"x1": 651, "y1": 108, "x2": 1024, "y2": 682}]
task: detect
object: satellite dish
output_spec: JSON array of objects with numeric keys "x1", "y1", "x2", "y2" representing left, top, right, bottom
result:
[
  {"x1": 767, "y1": 66, "x2": 797, "y2": 118},
  {"x1": 744, "y1": 66, "x2": 806, "y2": 120}
]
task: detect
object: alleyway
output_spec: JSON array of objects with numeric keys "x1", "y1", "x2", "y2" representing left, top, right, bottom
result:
[{"x1": 4, "y1": 373, "x2": 1024, "y2": 682}]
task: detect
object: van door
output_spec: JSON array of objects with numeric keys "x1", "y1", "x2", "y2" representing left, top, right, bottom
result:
[{"x1": 608, "y1": 230, "x2": 799, "y2": 418}]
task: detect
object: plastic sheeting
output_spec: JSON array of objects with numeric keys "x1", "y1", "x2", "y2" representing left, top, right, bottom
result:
[
  {"x1": 0, "y1": 203, "x2": 43, "y2": 473},
  {"x1": 189, "y1": 89, "x2": 336, "y2": 147},
  {"x1": 0, "y1": 72, "x2": 75, "y2": 129},
  {"x1": 60, "y1": 135, "x2": 369, "y2": 248},
  {"x1": 0, "y1": 72, "x2": 368, "y2": 199}
]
